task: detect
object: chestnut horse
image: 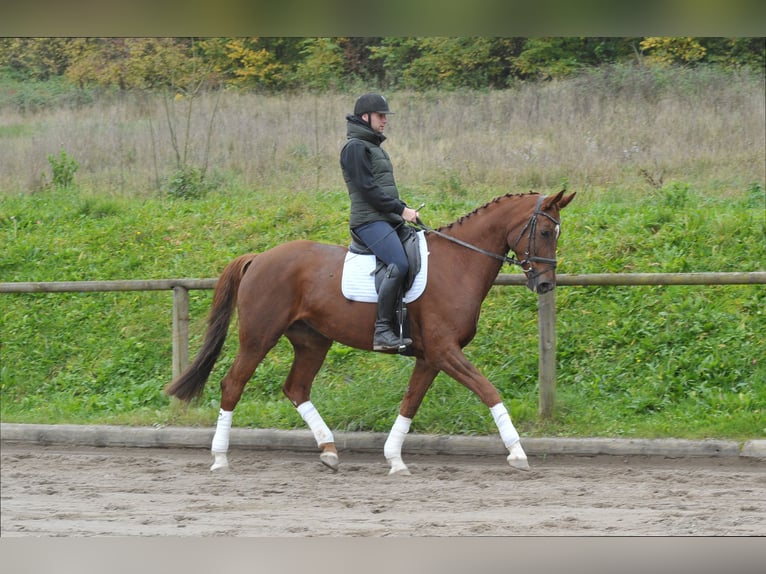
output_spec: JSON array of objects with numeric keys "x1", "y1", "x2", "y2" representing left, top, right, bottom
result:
[{"x1": 165, "y1": 190, "x2": 575, "y2": 475}]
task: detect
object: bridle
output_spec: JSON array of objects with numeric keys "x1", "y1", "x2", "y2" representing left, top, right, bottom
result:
[{"x1": 412, "y1": 195, "x2": 560, "y2": 277}]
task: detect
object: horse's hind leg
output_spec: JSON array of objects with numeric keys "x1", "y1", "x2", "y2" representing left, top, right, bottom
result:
[
  {"x1": 210, "y1": 342, "x2": 274, "y2": 471},
  {"x1": 282, "y1": 323, "x2": 337, "y2": 470}
]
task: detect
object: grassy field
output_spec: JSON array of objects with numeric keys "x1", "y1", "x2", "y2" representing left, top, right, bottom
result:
[{"x1": 1, "y1": 66, "x2": 765, "y2": 440}]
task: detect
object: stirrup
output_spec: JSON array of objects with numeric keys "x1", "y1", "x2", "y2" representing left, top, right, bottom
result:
[
  {"x1": 374, "y1": 341, "x2": 411, "y2": 352},
  {"x1": 373, "y1": 332, "x2": 412, "y2": 351}
]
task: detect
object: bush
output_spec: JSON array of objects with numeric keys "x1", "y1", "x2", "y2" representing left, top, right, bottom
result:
[
  {"x1": 165, "y1": 165, "x2": 212, "y2": 199},
  {"x1": 46, "y1": 149, "x2": 79, "y2": 190}
]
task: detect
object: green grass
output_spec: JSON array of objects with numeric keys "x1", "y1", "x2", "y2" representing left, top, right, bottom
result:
[
  {"x1": 1, "y1": 182, "x2": 764, "y2": 440},
  {"x1": 1, "y1": 68, "x2": 763, "y2": 439}
]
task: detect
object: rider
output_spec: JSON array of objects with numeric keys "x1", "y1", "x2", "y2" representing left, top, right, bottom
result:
[{"x1": 340, "y1": 93, "x2": 420, "y2": 351}]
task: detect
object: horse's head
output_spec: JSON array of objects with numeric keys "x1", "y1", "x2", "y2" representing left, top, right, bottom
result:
[{"x1": 509, "y1": 190, "x2": 576, "y2": 294}]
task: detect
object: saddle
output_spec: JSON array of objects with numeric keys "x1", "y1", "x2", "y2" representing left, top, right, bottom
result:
[{"x1": 348, "y1": 224, "x2": 422, "y2": 293}]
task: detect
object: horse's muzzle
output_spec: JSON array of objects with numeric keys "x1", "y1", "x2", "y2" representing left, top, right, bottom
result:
[
  {"x1": 535, "y1": 280, "x2": 555, "y2": 294},
  {"x1": 527, "y1": 280, "x2": 556, "y2": 295},
  {"x1": 523, "y1": 257, "x2": 557, "y2": 294}
]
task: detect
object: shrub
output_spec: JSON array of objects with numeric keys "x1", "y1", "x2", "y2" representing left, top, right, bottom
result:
[
  {"x1": 46, "y1": 148, "x2": 79, "y2": 190},
  {"x1": 165, "y1": 165, "x2": 211, "y2": 199}
]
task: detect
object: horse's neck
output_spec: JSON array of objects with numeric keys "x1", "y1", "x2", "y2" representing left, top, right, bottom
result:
[
  {"x1": 446, "y1": 196, "x2": 526, "y2": 258},
  {"x1": 437, "y1": 197, "x2": 524, "y2": 282}
]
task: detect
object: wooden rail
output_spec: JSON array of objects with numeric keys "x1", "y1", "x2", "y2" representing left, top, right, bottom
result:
[{"x1": 3, "y1": 272, "x2": 765, "y2": 419}]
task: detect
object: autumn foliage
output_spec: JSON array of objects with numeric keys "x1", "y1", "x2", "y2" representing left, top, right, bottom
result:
[{"x1": 1, "y1": 37, "x2": 763, "y2": 92}]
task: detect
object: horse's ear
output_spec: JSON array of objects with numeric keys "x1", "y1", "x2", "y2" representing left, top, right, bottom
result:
[
  {"x1": 542, "y1": 189, "x2": 576, "y2": 210},
  {"x1": 557, "y1": 191, "x2": 576, "y2": 210}
]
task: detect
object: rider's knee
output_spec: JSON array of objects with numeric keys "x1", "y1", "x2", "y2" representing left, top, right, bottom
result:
[{"x1": 387, "y1": 261, "x2": 408, "y2": 279}]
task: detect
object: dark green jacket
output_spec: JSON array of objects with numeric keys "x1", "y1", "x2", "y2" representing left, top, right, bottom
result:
[{"x1": 340, "y1": 114, "x2": 406, "y2": 229}]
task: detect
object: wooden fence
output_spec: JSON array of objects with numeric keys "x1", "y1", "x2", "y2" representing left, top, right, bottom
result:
[{"x1": 2, "y1": 271, "x2": 765, "y2": 418}]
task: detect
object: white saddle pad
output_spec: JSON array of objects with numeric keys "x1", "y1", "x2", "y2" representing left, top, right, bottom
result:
[{"x1": 341, "y1": 230, "x2": 429, "y2": 303}]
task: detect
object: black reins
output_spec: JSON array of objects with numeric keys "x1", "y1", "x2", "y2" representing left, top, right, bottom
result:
[{"x1": 412, "y1": 195, "x2": 560, "y2": 276}]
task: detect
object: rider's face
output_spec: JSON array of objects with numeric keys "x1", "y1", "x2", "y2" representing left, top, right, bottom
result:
[{"x1": 366, "y1": 112, "x2": 388, "y2": 134}]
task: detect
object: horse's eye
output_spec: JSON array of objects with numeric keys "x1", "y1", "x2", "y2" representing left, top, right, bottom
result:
[{"x1": 541, "y1": 224, "x2": 560, "y2": 239}]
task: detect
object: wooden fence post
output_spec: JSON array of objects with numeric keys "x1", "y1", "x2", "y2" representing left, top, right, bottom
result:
[
  {"x1": 538, "y1": 289, "x2": 556, "y2": 419},
  {"x1": 172, "y1": 286, "x2": 190, "y2": 379}
]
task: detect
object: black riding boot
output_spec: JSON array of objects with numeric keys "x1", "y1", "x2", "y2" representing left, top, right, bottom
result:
[{"x1": 374, "y1": 263, "x2": 412, "y2": 351}]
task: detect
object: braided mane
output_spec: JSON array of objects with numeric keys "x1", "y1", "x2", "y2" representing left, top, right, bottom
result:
[{"x1": 438, "y1": 191, "x2": 538, "y2": 232}]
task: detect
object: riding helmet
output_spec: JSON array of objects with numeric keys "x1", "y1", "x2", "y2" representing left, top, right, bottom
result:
[{"x1": 354, "y1": 93, "x2": 394, "y2": 116}]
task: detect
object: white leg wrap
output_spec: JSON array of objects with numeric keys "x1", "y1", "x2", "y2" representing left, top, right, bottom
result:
[
  {"x1": 297, "y1": 401, "x2": 334, "y2": 446},
  {"x1": 384, "y1": 415, "x2": 412, "y2": 460},
  {"x1": 490, "y1": 403, "x2": 520, "y2": 448},
  {"x1": 211, "y1": 409, "x2": 233, "y2": 453},
  {"x1": 384, "y1": 415, "x2": 412, "y2": 475},
  {"x1": 491, "y1": 403, "x2": 529, "y2": 471}
]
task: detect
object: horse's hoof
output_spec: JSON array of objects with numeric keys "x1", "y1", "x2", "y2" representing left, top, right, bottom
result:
[
  {"x1": 507, "y1": 442, "x2": 530, "y2": 471},
  {"x1": 507, "y1": 455, "x2": 530, "y2": 471},
  {"x1": 211, "y1": 452, "x2": 229, "y2": 472},
  {"x1": 387, "y1": 457, "x2": 411, "y2": 476},
  {"x1": 320, "y1": 451, "x2": 339, "y2": 471}
]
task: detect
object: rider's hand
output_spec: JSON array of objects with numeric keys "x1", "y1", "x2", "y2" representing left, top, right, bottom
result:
[{"x1": 401, "y1": 206, "x2": 420, "y2": 223}]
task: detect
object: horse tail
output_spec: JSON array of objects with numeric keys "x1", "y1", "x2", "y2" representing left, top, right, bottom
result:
[{"x1": 164, "y1": 253, "x2": 257, "y2": 402}]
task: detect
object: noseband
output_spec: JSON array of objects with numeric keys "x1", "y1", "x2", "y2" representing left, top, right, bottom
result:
[{"x1": 413, "y1": 194, "x2": 560, "y2": 275}]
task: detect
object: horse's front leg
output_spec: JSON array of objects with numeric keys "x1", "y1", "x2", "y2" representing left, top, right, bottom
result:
[
  {"x1": 490, "y1": 403, "x2": 529, "y2": 471},
  {"x1": 384, "y1": 359, "x2": 439, "y2": 475},
  {"x1": 437, "y1": 347, "x2": 529, "y2": 471}
]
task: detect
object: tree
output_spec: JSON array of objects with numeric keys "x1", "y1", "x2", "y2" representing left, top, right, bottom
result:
[
  {"x1": 0, "y1": 38, "x2": 72, "y2": 80},
  {"x1": 698, "y1": 37, "x2": 765, "y2": 70},
  {"x1": 64, "y1": 38, "x2": 195, "y2": 89},
  {"x1": 369, "y1": 37, "x2": 423, "y2": 87},
  {"x1": 640, "y1": 37, "x2": 707, "y2": 67},
  {"x1": 293, "y1": 38, "x2": 345, "y2": 91},
  {"x1": 2, "y1": 37, "x2": 763, "y2": 93},
  {"x1": 370, "y1": 37, "x2": 515, "y2": 90},
  {"x1": 222, "y1": 38, "x2": 286, "y2": 89},
  {"x1": 338, "y1": 37, "x2": 386, "y2": 84},
  {"x1": 511, "y1": 37, "x2": 637, "y2": 80},
  {"x1": 402, "y1": 37, "x2": 502, "y2": 90}
]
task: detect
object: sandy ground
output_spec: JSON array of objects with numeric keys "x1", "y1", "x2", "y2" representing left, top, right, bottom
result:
[{"x1": 1, "y1": 443, "x2": 764, "y2": 537}]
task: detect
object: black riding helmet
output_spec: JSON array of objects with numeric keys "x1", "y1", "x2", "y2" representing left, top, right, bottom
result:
[{"x1": 354, "y1": 93, "x2": 394, "y2": 117}]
